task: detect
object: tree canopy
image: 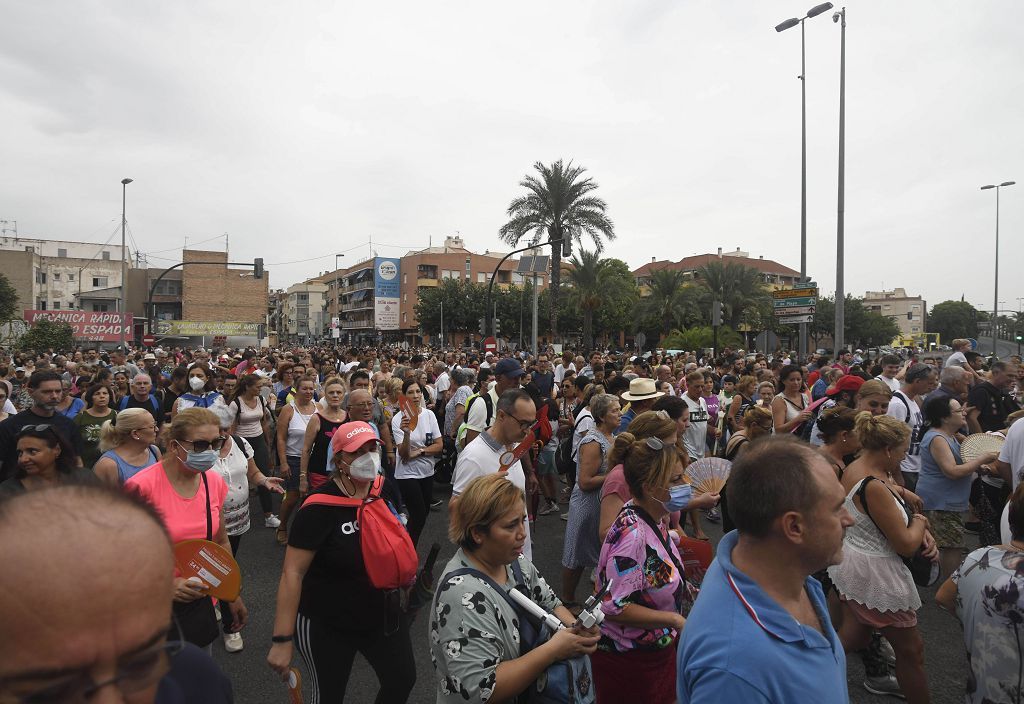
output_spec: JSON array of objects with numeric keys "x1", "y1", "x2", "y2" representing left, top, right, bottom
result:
[{"x1": 927, "y1": 300, "x2": 981, "y2": 342}]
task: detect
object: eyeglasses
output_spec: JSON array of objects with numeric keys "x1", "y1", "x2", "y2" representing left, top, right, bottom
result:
[
  {"x1": 505, "y1": 413, "x2": 537, "y2": 432},
  {"x1": 645, "y1": 436, "x2": 667, "y2": 451},
  {"x1": 1, "y1": 626, "x2": 184, "y2": 704},
  {"x1": 177, "y1": 437, "x2": 226, "y2": 452}
]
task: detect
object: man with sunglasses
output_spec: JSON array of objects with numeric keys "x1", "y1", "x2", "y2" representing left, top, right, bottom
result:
[
  {"x1": 0, "y1": 370, "x2": 82, "y2": 483},
  {"x1": 0, "y1": 483, "x2": 233, "y2": 703},
  {"x1": 452, "y1": 388, "x2": 538, "y2": 561}
]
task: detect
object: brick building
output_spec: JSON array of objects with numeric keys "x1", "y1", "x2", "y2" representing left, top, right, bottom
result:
[
  {"x1": 180, "y1": 249, "x2": 268, "y2": 325},
  {"x1": 632, "y1": 247, "x2": 803, "y2": 291}
]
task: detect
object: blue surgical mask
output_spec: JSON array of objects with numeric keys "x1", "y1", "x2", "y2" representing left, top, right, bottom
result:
[
  {"x1": 178, "y1": 444, "x2": 218, "y2": 473},
  {"x1": 660, "y1": 484, "x2": 692, "y2": 513}
]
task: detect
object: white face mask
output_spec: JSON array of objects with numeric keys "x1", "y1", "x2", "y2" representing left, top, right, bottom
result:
[
  {"x1": 189, "y1": 377, "x2": 206, "y2": 392},
  {"x1": 346, "y1": 450, "x2": 380, "y2": 481}
]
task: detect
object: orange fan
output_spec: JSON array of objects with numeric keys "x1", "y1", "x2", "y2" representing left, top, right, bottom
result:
[
  {"x1": 398, "y1": 394, "x2": 419, "y2": 431},
  {"x1": 683, "y1": 457, "x2": 731, "y2": 496},
  {"x1": 173, "y1": 539, "x2": 241, "y2": 601}
]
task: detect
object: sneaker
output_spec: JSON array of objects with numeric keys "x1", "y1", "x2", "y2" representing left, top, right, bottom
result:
[
  {"x1": 878, "y1": 636, "x2": 896, "y2": 667},
  {"x1": 539, "y1": 500, "x2": 559, "y2": 516},
  {"x1": 223, "y1": 632, "x2": 244, "y2": 653},
  {"x1": 264, "y1": 515, "x2": 281, "y2": 529},
  {"x1": 862, "y1": 674, "x2": 904, "y2": 698},
  {"x1": 430, "y1": 499, "x2": 444, "y2": 511},
  {"x1": 560, "y1": 512, "x2": 569, "y2": 521},
  {"x1": 705, "y1": 507, "x2": 721, "y2": 523}
]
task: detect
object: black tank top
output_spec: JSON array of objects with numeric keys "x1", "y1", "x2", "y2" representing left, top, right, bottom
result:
[{"x1": 308, "y1": 412, "x2": 346, "y2": 478}]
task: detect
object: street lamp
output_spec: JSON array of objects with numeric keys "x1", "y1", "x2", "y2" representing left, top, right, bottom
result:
[
  {"x1": 120, "y1": 178, "x2": 133, "y2": 351},
  {"x1": 981, "y1": 180, "x2": 1015, "y2": 357},
  {"x1": 334, "y1": 253, "x2": 345, "y2": 343},
  {"x1": 833, "y1": 7, "x2": 847, "y2": 355},
  {"x1": 775, "y1": 2, "x2": 833, "y2": 360}
]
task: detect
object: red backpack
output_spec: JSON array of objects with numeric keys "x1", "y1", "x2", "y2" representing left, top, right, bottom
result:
[{"x1": 301, "y1": 476, "x2": 418, "y2": 590}]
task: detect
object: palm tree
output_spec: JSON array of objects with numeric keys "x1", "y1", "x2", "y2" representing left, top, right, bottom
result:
[
  {"x1": 499, "y1": 160, "x2": 615, "y2": 341},
  {"x1": 637, "y1": 269, "x2": 702, "y2": 334},
  {"x1": 695, "y1": 261, "x2": 767, "y2": 329},
  {"x1": 565, "y1": 250, "x2": 629, "y2": 349}
]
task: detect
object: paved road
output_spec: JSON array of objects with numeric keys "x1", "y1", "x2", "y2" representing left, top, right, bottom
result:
[{"x1": 216, "y1": 483, "x2": 969, "y2": 703}]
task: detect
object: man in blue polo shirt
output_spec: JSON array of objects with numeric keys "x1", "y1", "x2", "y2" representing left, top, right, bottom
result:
[{"x1": 677, "y1": 436, "x2": 854, "y2": 704}]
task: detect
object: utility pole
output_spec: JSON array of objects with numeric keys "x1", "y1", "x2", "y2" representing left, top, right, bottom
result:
[
  {"x1": 119, "y1": 178, "x2": 133, "y2": 351},
  {"x1": 833, "y1": 8, "x2": 846, "y2": 354}
]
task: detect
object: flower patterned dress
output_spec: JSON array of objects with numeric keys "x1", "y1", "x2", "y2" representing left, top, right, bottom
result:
[
  {"x1": 430, "y1": 548, "x2": 562, "y2": 703},
  {"x1": 953, "y1": 546, "x2": 1024, "y2": 704}
]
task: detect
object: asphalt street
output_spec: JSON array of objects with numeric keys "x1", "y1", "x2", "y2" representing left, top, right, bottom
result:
[{"x1": 216, "y1": 482, "x2": 970, "y2": 704}]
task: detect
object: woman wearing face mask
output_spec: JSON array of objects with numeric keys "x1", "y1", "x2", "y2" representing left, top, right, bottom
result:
[
  {"x1": 125, "y1": 408, "x2": 248, "y2": 649},
  {"x1": 171, "y1": 365, "x2": 224, "y2": 418},
  {"x1": 266, "y1": 421, "x2": 415, "y2": 703},
  {"x1": 592, "y1": 432, "x2": 692, "y2": 703}
]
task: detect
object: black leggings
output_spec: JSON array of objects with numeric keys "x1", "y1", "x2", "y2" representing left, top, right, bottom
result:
[
  {"x1": 294, "y1": 611, "x2": 415, "y2": 704},
  {"x1": 397, "y1": 475, "x2": 433, "y2": 546},
  {"x1": 241, "y1": 432, "x2": 274, "y2": 514}
]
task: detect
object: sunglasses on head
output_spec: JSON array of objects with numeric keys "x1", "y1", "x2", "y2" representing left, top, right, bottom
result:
[
  {"x1": 177, "y1": 437, "x2": 226, "y2": 452},
  {"x1": 18, "y1": 424, "x2": 56, "y2": 437}
]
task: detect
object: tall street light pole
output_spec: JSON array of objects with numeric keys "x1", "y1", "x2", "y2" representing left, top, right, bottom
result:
[
  {"x1": 120, "y1": 178, "x2": 133, "y2": 351},
  {"x1": 776, "y1": 2, "x2": 833, "y2": 361},
  {"x1": 981, "y1": 180, "x2": 1015, "y2": 357},
  {"x1": 334, "y1": 253, "x2": 345, "y2": 343},
  {"x1": 832, "y1": 7, "x2": 846, "y2": 354}
]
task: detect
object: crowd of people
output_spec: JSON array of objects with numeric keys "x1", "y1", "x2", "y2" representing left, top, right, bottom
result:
[{"x1": 1, "y1": 338, "x2": 1024, "y2": 703}]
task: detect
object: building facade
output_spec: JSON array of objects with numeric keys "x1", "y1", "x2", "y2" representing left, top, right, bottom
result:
[
  {"x1": 283, "y1": 281, "x2": 329, "y2": 343},
  {"x1": 863, "y1": 288, "x2": 927, "y2": 338},
  {"x1": 632, "y1": 247, "x2": 803, "y2": 291}
]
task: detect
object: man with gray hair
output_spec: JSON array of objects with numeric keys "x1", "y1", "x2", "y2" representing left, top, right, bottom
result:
[
  {"x1": 926, "y1": 365, "x2": 970, "y2": 407},
  {"x1": 119, "y1": 373, "x2": 163, "y2": 424}
]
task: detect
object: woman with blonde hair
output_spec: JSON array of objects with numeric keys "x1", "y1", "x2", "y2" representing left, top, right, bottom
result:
[
  {"x1": 431, "y1": 473, "x2": 598, "y2": 704},
  {"x1": 126, "y1": 408, "x2": 248, "y2": 648},
  {"x1": 829, "y1": 412, "x2": 936, "y2": 702},
  {"x1": 92, "y1": 408, "x2": 161, "y2": 486}
]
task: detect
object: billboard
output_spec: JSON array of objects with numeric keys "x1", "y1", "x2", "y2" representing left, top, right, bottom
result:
[
  {"x1": 153, "y1": 320, "x2": 261, "y2": 337},
  {"x1": 373, "y1": 257, "x2": 401, "y2": 330},
  {"x1": 24, "y1": 310, "x2": 133, "y2": 342}
]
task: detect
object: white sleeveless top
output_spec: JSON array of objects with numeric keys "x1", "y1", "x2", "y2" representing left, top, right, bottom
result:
[
  {"x1": 827, "y1": 477, "x2": 921, "y2": 613},
  {"x1": 285, "y1": 402, "x2": 313, "y2": 457}
]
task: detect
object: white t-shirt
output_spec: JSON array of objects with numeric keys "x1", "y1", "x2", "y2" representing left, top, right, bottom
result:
[
  {"x1": 464, "y1": 387, "x2": 499, "y2": 434},
  {"x1": 434, "y1": 371, "x2": 451, "y2": 398},
  {"x1": 945, "y1": 351, "x2": 968, "y2": 369},
  {"x1": 999, "y1": 420, "x2": 1024, "y2": 492},
  {"x1": 875, "y1": 375, "x2": 900, "y2": 393},
  {"x1": 452, "y1": 432, "x2": 532, "y2": 562},
  {"x1": 571, "y1": 409, "x2": 595, "y2": 460},
  {"x1": 681, "y1": 393, "x2": 710, "y2": 461},
  {"x1": 213, "y1": 436, "x2": 253, "y2": 536},
  {"x1": 887, "y1": 391, "x2": 923, "y2": 476},
  {"x1": 391, "y1": 409, "x2": 441, "y2": 480},
  {"x1": 554, "y1": 362, "x2": 576, "y2": 384}
]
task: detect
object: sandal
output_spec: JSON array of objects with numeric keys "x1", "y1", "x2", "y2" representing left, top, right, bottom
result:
[{"x1": 276, "y1": 528, "x2": 288, "y2": 545}]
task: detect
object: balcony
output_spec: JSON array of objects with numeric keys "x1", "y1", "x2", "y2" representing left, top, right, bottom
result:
[
  {"x1": 342, "y1": 317, "x2": 373, "y2": 329},
  {"x1": 342, "y1": 300, "x2": 373, "y2": 312},
  {"x1": 342, "y1": 279, "x2": 374, "y2": 293}
]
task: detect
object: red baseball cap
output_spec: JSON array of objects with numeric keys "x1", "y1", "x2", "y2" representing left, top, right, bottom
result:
[
  {"x1": 330, "y1": 421, "x2": 382, "y2": 454},
  {"x1": 826, "y1": 374, "x2": 864, "y2": 397}
]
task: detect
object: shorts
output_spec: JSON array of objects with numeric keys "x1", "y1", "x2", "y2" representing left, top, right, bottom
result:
[
  {"x1": 284, "y1": 456, "x2": 301, "y2": 492},
  {"x1": 925, "y1": 510, "x2": 965, "y2": 549},
  {"x1": 536, "y1": 448, "x2": 557, "y2": 477},
  {"x1": 840, "y1": 595, "x2": 918, "y2": 629}
]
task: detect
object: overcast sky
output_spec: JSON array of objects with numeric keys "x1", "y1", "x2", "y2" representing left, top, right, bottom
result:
[{"x1": 2, "y1": 1, "x2": 1022, "y2": 314}]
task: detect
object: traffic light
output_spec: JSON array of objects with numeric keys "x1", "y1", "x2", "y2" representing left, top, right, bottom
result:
[
  {"x1": 561, "y1": 237, "x2": 571, "y2": 258},
  {"x1": 711, "y1": 301, "x2": 723, "y2": 327},
  {"x1": 478, "y1": 317, "x2": 486, "y2": 336},
  {"x1": 253, "y1": 258, "x2": 264, "y2": 279},
  {"x1": 493, "y1": 317, "x2": 501, "y2": 335}
]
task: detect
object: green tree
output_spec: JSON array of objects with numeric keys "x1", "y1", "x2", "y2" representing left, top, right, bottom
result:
[
  {"x1": 694, "y1": 261, "x2": 769, "y2": 329},
  {"x1": 0, "y1": 273, "x2": 17, "y2": 321},
  {"x1": 811, "y1": 295, "x2": 903, "y2": 348},
  {"x1": 927, "y1": 300, "x2": 980, "y2": 342},
  {"x1": 661, "y1": 326, "x2": 743, "y2": 351},
  {"x1": 19, "y1": 318, "x2": 75, "y2": 352},
  {"x1": 499, "y1": 160, "x2": 615, "y2": 341},
  {"x1": 592, "y1": 258, "x2": 639, "y2": 345},
  {"x1": 565, "y1": 251, "x2": 636, "y2": 349},
  {"x1": 636, "y1": 269, "x2": 704, "y2": 334}
]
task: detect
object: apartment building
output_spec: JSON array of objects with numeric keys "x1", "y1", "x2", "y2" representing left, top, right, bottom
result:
[
  {"x1": 283, "y1": 281, "x2": 329, "y2": 343},
  {"x1": 632, "y1": 247, "x2": 803, "y2": 292},
  {"x1": 863, "y1": 288, "x2": 927, "y2": 337}
]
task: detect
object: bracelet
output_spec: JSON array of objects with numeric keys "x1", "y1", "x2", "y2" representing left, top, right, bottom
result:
[{"x1": 271, "y1": 634, "x2": 294, "y2": 643}]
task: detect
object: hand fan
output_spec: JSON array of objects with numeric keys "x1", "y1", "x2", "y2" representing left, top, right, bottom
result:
[
  {"x1": 398, "y1": 394, "x2": 419, "y2": 431},
  {"x1": 684, "y1": 457, "x2": 732, "y2": 496}
]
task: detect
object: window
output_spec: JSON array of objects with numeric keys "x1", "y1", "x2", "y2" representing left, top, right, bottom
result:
[
  {"x1": 53, "y1": 301, "x2": 61, "y2": 309},
  {"x1": 35, "y1": 271, "x2": 46, "y2": 284},
  {"x1": 92, "y1": 276, "x2": 108, "y2": 288},
  {"x1": 403, "y1": 293, "x2": 407, "y2": 303},
  {"x1": 403, "y1": 312, "x2": 408, "y2": 323},
  {"x1": 57, "y1": 248, "x2": 68, "y2": 258},
  {"x1": 39, "y1": 301, "x2": 47, "y2": 310},
  {"x1": 403, "y1": 273, "x2": 407, "y2": 284},
  {"x1": 298, "y1": 293, "x2": 308, "y2": 302},
  {"x1": 101, "y1": 251, "x2": 110, "y2": 260},
  {"x1": 93, "y1": 304, "x2": 109, "y2": 312},
  {"x1": 68, "y1": 273, "x2": 74, "y2": 281},
  {"x1": 477, "y1": 273, "x2": 486, "y2": 283},
  {"x1": 53, "y1": 272, "x2": 61, "y2": 281},
  {"x1": 154, "y1": 280, "x2": 181, "y2": 296}
]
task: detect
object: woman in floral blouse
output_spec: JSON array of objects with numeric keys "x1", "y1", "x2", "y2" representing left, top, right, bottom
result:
[
  {"x1": 593, "y1": 432, "x2": 690, "y2": 704},
  {"x1": 937, "y1": 482, "x2": 1024, "y2": 704},
  {"x1": 431, "y1": 473, "x2": 600, "y2": 704}
]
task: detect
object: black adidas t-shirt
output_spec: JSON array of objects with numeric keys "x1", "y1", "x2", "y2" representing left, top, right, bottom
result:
[{"x1": 289, "y1": 479, "x2": 404, "y2": 632}]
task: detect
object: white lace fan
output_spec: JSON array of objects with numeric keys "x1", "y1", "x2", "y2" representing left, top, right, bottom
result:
[{"x1": 684, "y1": 457, "x2": 732, "y2": 495}]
